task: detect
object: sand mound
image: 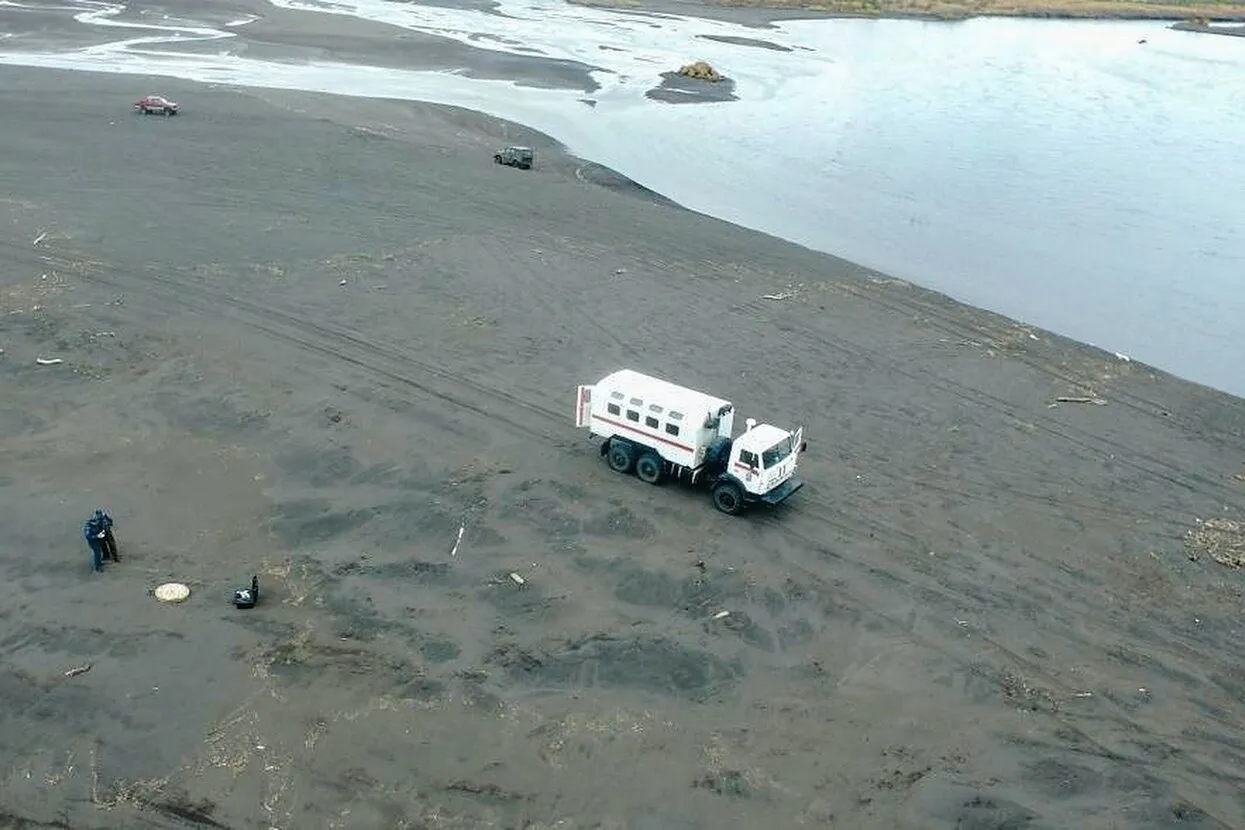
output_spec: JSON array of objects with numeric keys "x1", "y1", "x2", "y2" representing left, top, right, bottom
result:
[{"x1": 677, "y1": 60, "x2": 723, "y2": 82}]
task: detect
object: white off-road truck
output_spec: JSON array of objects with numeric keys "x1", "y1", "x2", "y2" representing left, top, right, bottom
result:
[{"x1": 575, "y1": 369, "x2": 805, "y2": 515}]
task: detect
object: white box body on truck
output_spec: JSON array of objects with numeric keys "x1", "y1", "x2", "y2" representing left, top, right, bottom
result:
[{"x1": 575, "y1": 369, "x2": 805, "y2": 515}]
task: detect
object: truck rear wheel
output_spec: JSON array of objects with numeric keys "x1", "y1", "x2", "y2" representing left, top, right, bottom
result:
[
  {"x1": 607, "y1": 441, "x2": 634, "y2": 474},
  {"x1": 635, "y1": 452, "x2": 663, "y2": 485},
  {"x1": 711, "y1": 481, "x2": 744, "y2": 515}
]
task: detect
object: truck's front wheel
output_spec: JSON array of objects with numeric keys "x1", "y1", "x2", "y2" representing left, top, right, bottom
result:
[
  {"x1": 635, "y1": 452, "x2": 663, "y2": 485},
  {"x1": 717, "y1": 480, "x2": 742, "y2": 512},
  {"x1": 711, "y1": 481, "x2": 744, "y2": 515},
  {"x1": 607, "y1": 441, "x2": 634, "y2": 474}
]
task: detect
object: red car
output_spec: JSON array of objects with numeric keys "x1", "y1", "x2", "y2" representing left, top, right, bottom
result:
[{"x1": 134, "y1": 95, "x2": 179, "y2": 116}]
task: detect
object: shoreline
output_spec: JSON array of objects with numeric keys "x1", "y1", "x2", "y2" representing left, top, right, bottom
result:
[
  {"x1": 1, "y1": 0, "x2": 1242, "y2": 396},
  {"x1": 0, "y1": 59, "x2": 1240, "y2": 399},
  {"x1": 3, "y1": 63, "x2": 1232, "y2": 400},
  {"x1": 323, "y1": 89, "x2": 1242, "y2": 403}
]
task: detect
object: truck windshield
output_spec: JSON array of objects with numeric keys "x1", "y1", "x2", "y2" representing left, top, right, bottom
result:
[{"x1": 762, "y1": 435, "x2": 793, "y2": 468}]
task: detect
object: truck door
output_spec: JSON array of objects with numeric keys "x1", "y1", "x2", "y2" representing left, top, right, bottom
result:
[
  {"x1": 735, "y1": 447, "x2": 762, "y2": 493},
  {"x1": 576, "y1": 385, "x2": 592, "y2": 428}
]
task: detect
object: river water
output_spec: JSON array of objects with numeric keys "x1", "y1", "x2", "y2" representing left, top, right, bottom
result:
[{"x1": 1, "y1": 1, "x2": 1243, "y2": 396}]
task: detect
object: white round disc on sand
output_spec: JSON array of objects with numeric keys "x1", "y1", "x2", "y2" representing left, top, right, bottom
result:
[{"x1": 154, "y1": 582, "x2": 190, "y2": 603}]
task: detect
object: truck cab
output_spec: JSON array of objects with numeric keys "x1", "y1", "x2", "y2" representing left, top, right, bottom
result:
[{"x1": 727, "y1": 421, "x2": 804, "y2": 503}]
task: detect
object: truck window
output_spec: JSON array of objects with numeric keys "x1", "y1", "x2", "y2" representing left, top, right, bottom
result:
[
  {"x1": 630, "y1": 397, "x2": 643, "y2": 407},
  {"x1": 669, "y1": 411, "x2": 683, "y2": 421},
  {"x1": 607, "y1": 403, "x2": 621, "y2": 416},
  {"x1": 645, "y1": 416, "x2": 659, "y2": 428},
  {"x1": 626, "y1": 409, "x2": 640, "y2": 422},
  {"x1": 649, "y1": 404, "x2": 663, "y2": 414},
  {"x1": 739, "y1": 450, "x2": 758, "y2": 469},
  {"x1": 762, "y1": 436, "x2": 794, "y2": 468},
  {"x1": 665, "y1": 423, "x2": 680, "y2": 436}
]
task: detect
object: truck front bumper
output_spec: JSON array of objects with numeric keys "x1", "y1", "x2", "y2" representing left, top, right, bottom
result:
[{"x1": 757, "y1": 477, "x2": 804, "y2": 506}]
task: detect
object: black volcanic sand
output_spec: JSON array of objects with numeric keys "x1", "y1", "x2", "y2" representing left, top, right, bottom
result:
[{"x1": 2, "y1": 66, "x2": 1245, "y2": 830}]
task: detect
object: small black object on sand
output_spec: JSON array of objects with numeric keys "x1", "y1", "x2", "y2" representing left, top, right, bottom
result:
[{"x1": 233, "y1": 575, "x2": 260, "y2": 609}]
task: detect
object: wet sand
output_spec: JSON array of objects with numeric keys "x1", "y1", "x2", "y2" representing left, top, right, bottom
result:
[{"x1": 2, "y1": 62, "x2": 1245, "y2": 830}]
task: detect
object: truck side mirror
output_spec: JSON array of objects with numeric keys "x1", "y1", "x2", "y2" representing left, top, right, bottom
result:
[{"x1": 800, "y1": 442, "x2": 807, "y2": 453}]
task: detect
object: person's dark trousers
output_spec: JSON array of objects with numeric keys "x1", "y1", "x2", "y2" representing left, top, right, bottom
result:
[
  {"x1": 88, "y1": 537, "x2": 104, "y2": 571},
  {"x1": 102, "y1": 529, "x2": 119, "y2": 561}
]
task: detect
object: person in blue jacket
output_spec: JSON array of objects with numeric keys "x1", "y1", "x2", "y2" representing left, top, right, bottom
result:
[{"x1": 84, "y1": 509, "x2": 117, "y2": 572}]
